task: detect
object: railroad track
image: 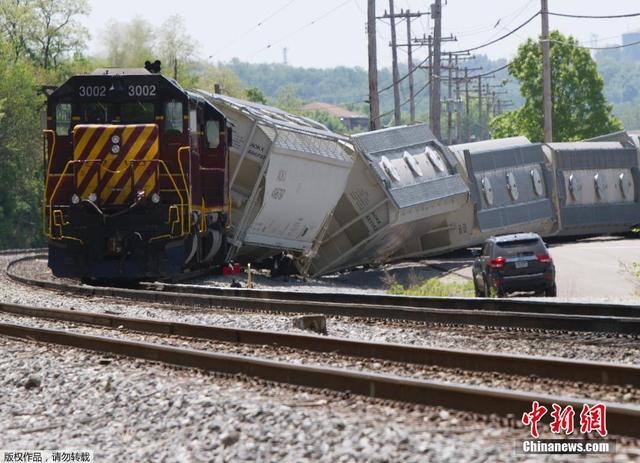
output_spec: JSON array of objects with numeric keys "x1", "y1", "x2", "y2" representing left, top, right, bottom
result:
[
  {"x1": 0, "y1": 248, "x2": 46, "y2": 256},
  {"x1": 7, "y1": 255, "x2": 640, "y2": 335},
  {"x1": 1, "y1": 301, "x2": 639, "y2": 438}
]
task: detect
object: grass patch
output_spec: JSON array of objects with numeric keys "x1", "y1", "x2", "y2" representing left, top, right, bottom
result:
[
  {"x1": 632, "y1": 262, "x2": 640, "y2": 279},
  {"x1": 388, "y1": 278, "x2": 474, "y2": 297}
]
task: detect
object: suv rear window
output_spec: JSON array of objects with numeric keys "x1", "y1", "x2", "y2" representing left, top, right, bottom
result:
[
  {"x1": 495, "y1": 238, "x2": 545, "y2": 256},
  {"x1": 496, "y1": 239, "x2": 539, "y2": 248}
]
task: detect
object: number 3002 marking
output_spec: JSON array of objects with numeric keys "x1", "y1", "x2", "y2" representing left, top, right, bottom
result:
[
  {"x1": 128, "y1": 85, "x2": 156, "y2": 97},
  {"x1": 79, "y1": 85, "x2": 106, "y2": 97}
]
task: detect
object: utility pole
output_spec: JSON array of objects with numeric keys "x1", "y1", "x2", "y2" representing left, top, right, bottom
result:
[
  {"x1": 388, "y1": 0, "x2": 401, "y2": 125},
  {"x1": 464, "y1": 68, "x2": 470, "y2": 142},
  {"x1": 447, "y1": 53, "x2": 453, "y2": 144},
  {"x1": 389, "y1": 10, "x2": 427, "y2": 124},
  {"x1": 477, "y1": 75, "x2": 482, "y2": 140},
  {"x1": 430, "y1": 0, "x2": 442, "y2": 139},
  {"x1": 367, "y1": 0, "x2": 381, "y2": 130},
  {"x1": 406, "y1": 9, "x2": 415, "y2": 123},
  {"x1": 427, "y1": 35, "x2": 433, "y2": 120},
  {"x1": 455, "y1": 55, "x2": 461, "y2": 144},
  {"x1": 541, "y1": 0, "x2": 552, "y2": 142}
]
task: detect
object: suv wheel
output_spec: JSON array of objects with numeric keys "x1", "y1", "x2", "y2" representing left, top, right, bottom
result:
[
  {"x1": 545, "y1": 283, "x2": 557, "y2": 297},
  {"x1": 474, "y1": 278, "x2": 482, "y2": 297}
]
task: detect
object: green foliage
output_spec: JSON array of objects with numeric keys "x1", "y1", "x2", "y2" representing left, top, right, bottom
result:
[
  {"x1": 197, "y1": 65, "x2": 247, "y2": 98},
  {"x1": 301, "y1": 110, "x2": 347, "y2": 133},
  {"x1": 387, "y1": 278, "x2": 475, "y2": 297},
  {"x1": 0, "y1": 0, "x2": 90, "y2": 69},
  {"x1": 246, "y1": 87, "x2": 267, "y2": 104},
  {"x1": 490, "y1": 31, "x2": 621, "y2": 141},
  {"x1": 101, "y1": 17, "x2": 157, "y2": 69},
  {"x1": 273, "y1": 84, "x2": 303, "y2": 113},
  {"x1": 0, "y1": 42, "x2": 44, "y2": 247}
]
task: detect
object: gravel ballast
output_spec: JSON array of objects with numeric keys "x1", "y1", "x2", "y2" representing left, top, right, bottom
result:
[{"x1": 3, "y1": 337, "x2": 640, "y2": 462}]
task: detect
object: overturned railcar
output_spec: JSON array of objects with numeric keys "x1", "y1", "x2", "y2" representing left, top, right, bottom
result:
[
  {"x1": 450, "y1": 136, "x2": 558, "y2": 241},
  {"x1": 544, "y1": 141, "x2": 640, "y2": 236},
  {"x1": 308, "y1": 124, "x2": 472, "y2": 276},
  {"x1": 195, "y1": 92, "x2": 353, "y2": 270}
]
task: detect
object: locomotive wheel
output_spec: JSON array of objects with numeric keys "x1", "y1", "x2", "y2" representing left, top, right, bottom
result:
[{"x1": 184, "y1": 232, "x2": 199, "y2": 266}]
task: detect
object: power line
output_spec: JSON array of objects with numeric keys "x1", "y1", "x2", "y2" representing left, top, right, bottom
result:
[
  {"x1": 255, "y1": 0, "x2": 352, "y2": 54},
  {"x1": 373, "y1": 77, "x2": 433, "y2": 123},
  {"x1": 546, "y1": 38, "x2": 640, "y2": 50},
  {"x1": 548, "y1": 11, "x2": 640, "y2": 19},
  {"x1": 208, "y1": 0, "x2": 298, "y2": 59},
  {"x1": 448, "y1": 10, "x2": 541, "y2": 54},
  {"x1": 374, "y1": 9, "x2": 539, "y2": 97},
  {"x1": 466, "y1": 62, "x2": 511, "y2": 80}
]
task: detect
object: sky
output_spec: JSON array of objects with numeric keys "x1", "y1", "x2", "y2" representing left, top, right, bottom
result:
[{"x1": 83, "y1": 0, "x2": 640, "y2": 69}]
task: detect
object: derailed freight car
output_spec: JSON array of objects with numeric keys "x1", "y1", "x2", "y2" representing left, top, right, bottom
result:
[
  {"x1": 544, "y1": 141, "x2": 640, "y2": 236},
  {"x1": 307, "y1": 124, "x2": 473, "y2": 276},
  {"x1": 450, "y1": 137, "x2": 558, "y2": 241},
  {"x1": 195, "y1": 91, "x2": 353, "y2": 274}
]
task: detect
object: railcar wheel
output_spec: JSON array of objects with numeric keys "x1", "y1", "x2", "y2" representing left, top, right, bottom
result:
[{"x1": 184, "y1": 232, "x2": 199, "y2": 266}]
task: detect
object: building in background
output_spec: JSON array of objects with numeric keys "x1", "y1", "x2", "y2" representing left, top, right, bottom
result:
[{"x1": 302, "y1": 102, "x2": 369, "y2": 130}]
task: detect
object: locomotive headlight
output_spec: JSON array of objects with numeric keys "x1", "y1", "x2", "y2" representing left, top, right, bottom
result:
[
  {"x1": 71, "y1": 194, "x2": 80, "y2": 205},
  {"x1": 111, "y1": 144, "x2": 120, "y2": 154},
  {"x1": 89, "y1": 192, "x2": 97, "y2": 202},
  {"x1": 151, "y1": 192, "x2": 161, "y2": 204},
  {"x1": 111, "y1": 135, "x2": 120, "y2": 144}
]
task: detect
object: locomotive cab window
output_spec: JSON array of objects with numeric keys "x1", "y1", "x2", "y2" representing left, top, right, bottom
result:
[
  {"x1": 55, "y1": 103, "x2": 72, "y2": 136},
  {"x1": 164, "y1": 100, "x2": 183, "y2": 134},
  {"x1": 79, "y1": 101, "x2": 115, "y2": 124},
  {"x1": 121, "y1": 102, "x2": 155, "y2": 124},
  {"x1": 205, "y1": 120, "x2": 220, "y2": 149}
]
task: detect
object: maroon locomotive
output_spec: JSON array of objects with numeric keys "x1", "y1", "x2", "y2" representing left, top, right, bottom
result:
[{"x1": 44, "y1": 64, "x2": 231, "y2": 280}]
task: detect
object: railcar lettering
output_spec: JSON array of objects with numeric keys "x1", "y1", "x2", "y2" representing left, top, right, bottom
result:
[
  {"x1": 128, "y1": 84, "x2": 157, "y2": 97},
  {"x1": 78, "y1": 85, "x2": 107, "y2": 97}
]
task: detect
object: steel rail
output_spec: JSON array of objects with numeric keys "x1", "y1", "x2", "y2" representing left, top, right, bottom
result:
[
  {"x1": 0, "y1": 248, "x2": 46, "y2": 256},
  {"x1": 7, "y1": 256, "x2": 640, "y2": 334},
  {"x1": 12, "y1": 255, "x2": 640, "y2": 319},
  {"x1": 1, "y1": 301, "x2": 638, "y2": 387},
  {"x1": 147, "y1": 282, "x2": 640, "y2": 319},
  {"x1": 1, "y1": 321, "x2": 639, "y2": 438}
]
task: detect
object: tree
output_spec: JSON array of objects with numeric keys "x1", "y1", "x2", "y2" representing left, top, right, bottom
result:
[
  {"x1": 274, "y1": 84, "x2": 302, "y2": 113},
  {"x1": 0, "y1": 0, "x2": 89, "y2": 69},
  {"x1": 158, "y1": 15, "x2": 197, "y2": 83},
  {"x1": 0, "y1": 39, "x2": 44, "y2": 247},
  {"x1": 101, "y1": 17, "x2": 155, "y2": 68},
  {"x1": 198, "y1": 65, "x2": 246, "y2": 98},
  {"x1": 491, "y1": 31, "x2": 621, "y2": 142},
  {"x1": 246, "y1": 87, "x2": 267, "y2": 104}
]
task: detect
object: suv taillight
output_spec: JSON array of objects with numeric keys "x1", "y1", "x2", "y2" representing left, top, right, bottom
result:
[
  {"x1": 536, "y1": 254, "x2": 552, "y2": 263},
  {"x1": 489, "y1": 256, "x2": 506, "y2": 268}
]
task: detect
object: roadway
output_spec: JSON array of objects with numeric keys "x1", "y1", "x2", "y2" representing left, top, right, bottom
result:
[{"x1": 434, "y1": 236, "x2": 640, "y2": 301}]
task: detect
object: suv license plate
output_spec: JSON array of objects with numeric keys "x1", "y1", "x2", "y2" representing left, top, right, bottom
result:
[{"x1": 515, "y1": 261, "x2": 528, "y2": 269}]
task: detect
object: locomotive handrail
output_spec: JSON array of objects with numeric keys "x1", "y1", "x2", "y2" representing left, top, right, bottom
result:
[
  {"x1": 177, "y1": 146, "x2": 192, "y2": 233},
  {"x1": 42, "y1": 130, "x2": 56, "y2": 236},
  {"x1": 46, "y1": 159, "x2": 75, "y2": 237}
]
